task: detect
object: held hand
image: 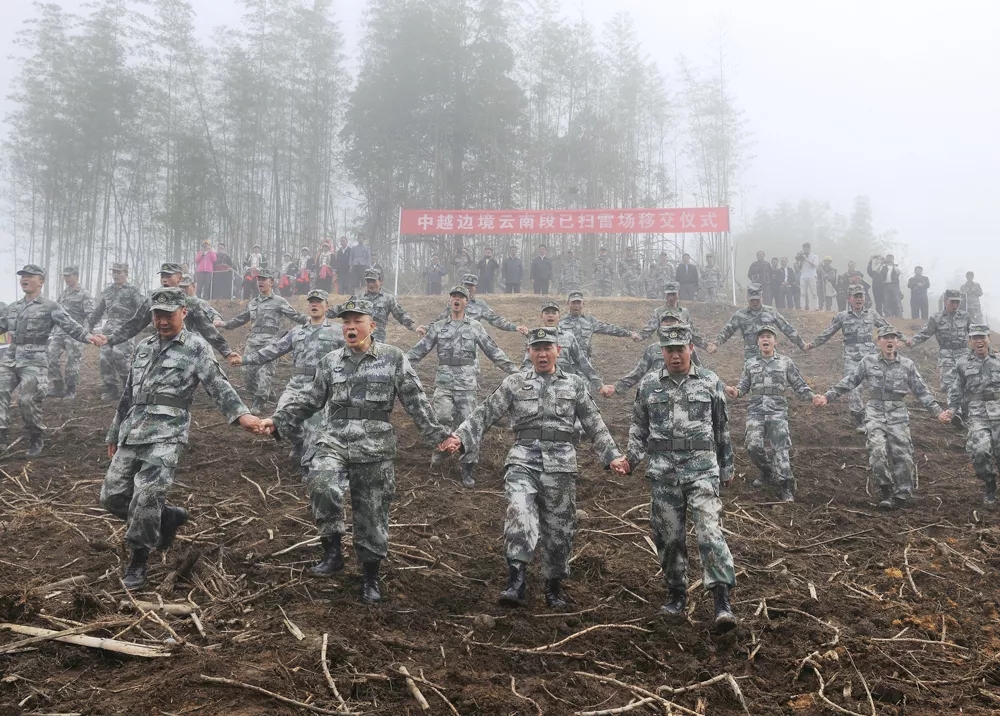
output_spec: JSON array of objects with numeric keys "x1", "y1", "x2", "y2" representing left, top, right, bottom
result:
[
  {"x1": 724, "y1": 386, "x2": 739, "y2": 399},
  {"x1": 107, "y1": 444, "x2": 117, "y2": 459},
  {"x1": 937, "y1": 410, "x2": 953, "y2": 425},
  {"x1": 610, "y1": 456, "x2": 630, "y2": 474},
  {"x1": 228, "y1": 354, "x2": 243, "y2": 366},
  {"x1": 438, "y1": 435, "x2": 462, "y2": 454},
  {"x1": 812, "y1": 394, "x2": 828, "y2": 407},
  {"x1": 255, "y1": 418, "x2": 276, "y2": 435},
  {"x1": 804, "y1": 342, "x2": 814, "y2": 351},
  {"x1": 599, "y1": 385, "x2": 616, "y2": 398},
  {"x1": 213, "y1": 319, "x2": 224, "y2": 328},
  {"x1": 90, "y1": 334, "x2": 108, "y2": 347},
  {"x1": 629, "y1": 332, "x2": 641, "y2": 342},
  {"x1": 416, "y1": 325, "x2": 428, "y2": 337},
  {"x1": 707, "y1": 342, "x2": 718, "y2": 355},
  {"x1": 238, "y1": 414, "x2": 263, "y2": 433},
  {"x1": 905, "y1": 339, "x2": 914, "y2": 347},
  {"x1": 516, "y1": 325, "x2": 530, "y2": 336}
]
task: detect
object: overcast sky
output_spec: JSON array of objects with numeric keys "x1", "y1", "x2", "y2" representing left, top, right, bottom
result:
[{"x1": 0, "y1": 0, "x2": 997, "y2": 311}]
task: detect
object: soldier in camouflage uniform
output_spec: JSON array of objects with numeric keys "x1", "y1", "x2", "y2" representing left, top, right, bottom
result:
[
  {"x1": 700, "y1": 254, "x2": 723, "y2": 303},
  {"x1": 645, "y1": 252, "x2": 675, "y2": 299},
  {"x1": 559, "y1": 249, "x2": 583, "y2": 293},
  {"x1": 618, "y1": 246, "x2": 643, "y2": 298},
  {"x1": 559, "y1": 290, "x2": 639, "y2": 358},
  {"x1": 233, "y1": 289, "x2": 344, "y2": 474},
  {"x1": 949, "y1": 325, "x2": 1000, "y2": 505},
  {"x1": 47, "y1": 266, "x2": 95, "y2": 399},
  {"x1": 260, "y1": 299, "x2": 449, "y2": 604},
  {"x1": 807, "y1": 284, "x2": 895, "y2": 428},
  {"x1": 709, "y1": 283, "x2": 807, "y2": 360},
  {"x1": 329, "y1": 267, "x2": 422, "y2": 343},
  {"x1": 89, "y1": 262, "x2": 145, "y2": 400},
  {"x1": 407, "y1": 285, "x2": 519, "y2": 488},
  {"x1": 907, "y1": 288, "x2": 972, "y2": 407},
  {"x1": 222, "y1": 268, "x2": 307, "y2": 414},
  {"x1": 638, "y1": 282, "x2": 694, "y2": 339},
  {"x1": 522, "y1": 303, "x2": 603, "y2": 392},
  {"x1": 612, "y1": 325, "x2": 737, "y2": 633},
  {"x1": 102, "y1": 287, "x2": 259, "y2": 589},
  {"x1": 180, "y1": 274, "x2": 223, "y2": 326},
  {"x1": 441, "y1": 326, "x2": 626, "y2": 608},
  {"x1": 422, "y1": 274, "x2": 529, "y2": 336},
  {"x1": 823, "y1": 326, "x2": 951, "y2": 510},
  {"x1": 961, "y1": 272, "x2": 984, "y2": 322},
  {"x1": 594, "y1": 246, "x2": 614, "y2": 297},
  {"x1": 727, "y1": 326, "x2": 824, "y2": 502},
  {"x1": 0, "y1": 265, "x2": 101, "y2": 456}
]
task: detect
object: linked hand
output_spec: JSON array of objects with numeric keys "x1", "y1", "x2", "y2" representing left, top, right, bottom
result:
[
  {"x1": 239, "y1": 414, "x2": 263, "y2": 433},
  {"x1": 707, "y1": 342, "x2": 718, "y2": 355},
  {"x1": 804, "y1": 342, "x2": 814, "y2": 351},
  {"x1": 812, "y1": 394, "x2": 828, "y2": 407},
  {"x1": 610, "y1": 456, "x2": 630, "y2": 474},
  {"x1": 213, "y1": 319, "x2": 224, "y2": 328},
  {"x1": 90, "y1": 334, "x2": 108, "y2": 347},
  {"x1": 228, "y1": 354, "x2": 243, "y2": 366},
  {"x1": 255, "y1": 418, "x2": 276, "y2": 435},
  {"x1": 599, "y1": 385, "x2": 616, "y2": 398},
  {"x1": 516, "y1": 325, "x2": 530, "y2": 336},
  {"x1": 416, "y1": 325, "x2": 428, "y2": 337},
  {"x1": 629, "y1": 332, "x2": 641, "y2": 342},
  {"x1": 905, "y1": 339, "x2": 914, "y2": 347},
  {"x1": 937, "y1": 410, "x2": 953, "y2": 425},
  {"x1": 107, "y1": 443, "x2": 117, "y2": 459},
  {"x1": 724, "y1": 386, "x2": 739, "y2": 399},
  {"x1": 438, "y1": 435, "x2": 462, "y2": 454}
]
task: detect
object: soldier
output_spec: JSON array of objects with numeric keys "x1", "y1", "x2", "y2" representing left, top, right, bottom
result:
[
  {"x1": 951, "y1": 325, "x2": 1000, "y2": 505},
  {"x1": 407, "y1": 285, "x2": 519, "y2": 488},
  {"x1": 179, "y1": 274, "x2": 223, "y2": 326},
  {"x1": 961, "y1": 272, "x2": 984, "y2": 322},
  {"x1": 646, "y1": 251, "x2": 674, "y2": 299},
  {"x1": 89, "y1": 262, "x2": 145, "y2": 400},
  {"x1": 638, "y1": 282, "x2": 693, "y2": 339},
  {"x1": 709, "y1": 283, "x2": 807, "y2": 360},
  {"x1": 701, "y1": 254, "x2": 722, "y2": 303},
  {"x1": 47, "y1": 266, "x2": 95, "y2": 399},
  {"x1": 440, "y1": 326, "x2": 627, "y2": 607},
  {"x1": 610, "y1": 325, "x2": 737, "y2": 633},
  {"x1": 259, "y1": 299, "x2": 450, "y2": 603},
  {"x1": 726, "y1": 326, "x2": 824, "y2": 502},
  {"x1": 619, "y1": 246, "x2": 643, "y2": 297},
  {"x1": 906, "y1": 288, "x2": 972, "y2": 407},
  {"x1": 558, "y1": 249, "x2": 583, "y2": 293},
  {"x1": 231, "y1": 289, "x2": 344, "y2": 474},
  {"x1": 421, "y1": 274, "x2": 529, "y2": 336},
  {"x1": 806, "y1": 284, "x2": 895, "y2": 428},
  {"x1": 559, "y1": 290, "x2": 639, "y2": 358},
  {"x1": 822, "y1": 326, "x2": 951, "y2": 509},
  {"x1": 101, "y1": 288, "x2": 260, "y2": 589},
  {"x1": 222, "y1": 268, "x2": 307, "y2": 414},
  {"x1": 523, "y1": 302, "x2": 603, "y2": 392},
  {"x1": 330, "y1": 268, "x2": 423, "y2": 343},
  {"x1": 594, "y1": 246, "x2": 614, "y2": 297}
]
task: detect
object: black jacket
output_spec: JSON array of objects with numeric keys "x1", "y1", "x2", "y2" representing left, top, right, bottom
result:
[
  {"x1": 530, "y1": 256, "x2": 553, "y2": 282},
  {"x1": 502, "y1": 256, "x2": 524, "y2": 284},
  {"x1": 675, "y1": 263, "x2": 699, "y2": 287}
]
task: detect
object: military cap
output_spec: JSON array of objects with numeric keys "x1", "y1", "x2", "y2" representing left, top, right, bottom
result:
[
  {"x1": 944, "y1": 289, "x2": 961, "y2": 300},
  {"x1": 252, "y1": 243, "x2": 262, "y2": 249},
  {"x1": 658, "y1": 308, "x2": 684, "y2": 323},
  {"x1": 337, "y1": 298, "x2": 374, "y2": 317},
  {"x1": 849, "y1": 284, "x2": 865, "y2": 296},
  {"x1": 823, "y1": 255, "x2": 833, "y2": 262},
  {"x1": 178, "y1": 273, "x2": 194, "y2": 287},
  {"x1": 256, "y1": 268, "x2": 275, "y2": 280},
  {"x1": 461, "y1": 273, "x2": 479, "y2": 286},
  {"x1": 664, "y1": 281, "x2": 680, "y2": 294},
  {"x1": 567, "y1": 290, "x2": 584, "y2": 302},
  {"x1": 149, "y1": 287, "x2": 186, "y2": 312},
  {"x1": 968, "y1": 324, "x2": 991, "y2": 337},
  {"x1": 877, "y1": 325, "x2": 901, "y2": 339},
  {"x1": 364, "y1": 267, "x2": 382, "y2": 281},
  {"x1": 61, "y1": 266, "x2": 79, "y2": 276},
  {"x1": 526, "y1": 326, "x2": 558, "y2": 346},
  {"x1": 159, "y1": 262, "x2": 184, "y2": 275},
  {"x1": 659, "y1": 325, "x2": 693, "y2": 347},
  {"x1": 747, "y1": 282, "x2": 763, "y2": 296},
  {"x1": 17, "y1": 264, "x2": 45, "y2": 277},
  {"x1": 757, "y1": 325, "x2": 779, "y2": 337},
  {"x1": 448, "y1": 285, "x2": 470, "y2": 299},
  {"x1": 306, "y1": 289, "x2": 329, "y2": 302},
  {"x1": 110, "y1": 262, "x2": 129, "y2": 272},
  {"x1": 540, "y1": 300, "x2": 561, "y2": 312}
]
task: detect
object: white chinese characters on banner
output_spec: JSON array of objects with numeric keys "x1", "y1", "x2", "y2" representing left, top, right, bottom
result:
[{"x1": 400, "y1": 208, "x2": 730, "y2": 235}]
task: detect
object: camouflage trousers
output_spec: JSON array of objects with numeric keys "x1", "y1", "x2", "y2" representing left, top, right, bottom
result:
[
  {"x1": 99, "y1": 340, "x2": 133, "y2": 395},
  {"x1": 937, "y1": 350, "x2": 963, "y2": 408},
  {"x1": 0, "y1": 364, "x2": 48, "y2": 436},
  {"x1": 307, "y1": 453, "x2": 393, "y2": 564},
  {"x1": 433, "y1": 387, "x2": 479, "y2": 465},
  {"x1": 275, "y1": 376, "x2": 320, "y2": 471},
  {"x1": 504, "y1": 466, "x2": 576, "y2": 579},
  {"x1": 866, "y1": 419, "x2": 914, "y2": 498},
  {"x1": 844, "y1": 355, "x2": 866, "y2": 416},
  {"x1": 243, "y1": 337, "x2": 276, "y2": 403},
  {"x1": 623, "y1": 277, "x2": 642, "y2": 297},
  {"x1": 650, "y1": 476, "x2": 736, "y2": 591},
  {"x1": 745, "y1": 415, "x2": 793, "y2": 484},
  {"x1": 966, "y1": 421, "x2": 1000, "y2": 484},
  {"x1": 100, "y1": 442, "x2": 183, "y2": 551},
  {"x1": 702, "y1": 286, "x2": 719, "y2": 303},
  {"x1": 47, "y1": 333, "x2": 83, "y2": 393},
  {"x1": 596, "y1": 279, "x2": 613, "y2": 297}
]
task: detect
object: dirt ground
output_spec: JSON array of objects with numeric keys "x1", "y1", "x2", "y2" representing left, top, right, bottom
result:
[{"x1": 2, "y1": 293, "x2": 999, "y2": 716}]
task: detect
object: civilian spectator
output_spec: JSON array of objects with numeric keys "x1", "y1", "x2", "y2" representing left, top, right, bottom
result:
[
  {"x1": 503, "y1": 245, "x2": 524, "y2": 293},
  {"x1": 425, "y1": 255, "x2": 447, "y2": 295},
  {"x1": 798, "y1": 242, "x2": 820, "y2": 310},
  {"x1": 530, "y1": 245, "x2": 553, "y2": 295},
  {"x1": 908, "y1": 266, "x2": 930, "y2": 320},
  {"x1": 349, "y1": 234, "x2": 372, "y2": 291},
  {"x1": 194, "y1": 240, "x2": 216, "y2": 299},
  {"x1": 675, "y1": 253, "x2": 699, "y2": 301},
  {"x1": 477, "y1": 247, "x2": 500, "y2": 293}
]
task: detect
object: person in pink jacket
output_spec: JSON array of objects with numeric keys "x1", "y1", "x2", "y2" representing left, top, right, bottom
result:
[{"x1": 195, "y1": 240, "x2": 217, "y2": 299}]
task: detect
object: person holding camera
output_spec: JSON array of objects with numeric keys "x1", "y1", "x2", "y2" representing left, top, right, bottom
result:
[{"x1": 797, "y1": 243, "x2": 820, "y2": 310}]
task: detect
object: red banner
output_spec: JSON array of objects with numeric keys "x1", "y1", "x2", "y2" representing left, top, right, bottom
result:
[{"x1": 399, "y1": 207, "x2": 729, "y2": 235}]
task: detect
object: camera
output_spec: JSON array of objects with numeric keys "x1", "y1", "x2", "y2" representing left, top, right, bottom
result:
[{"x1": 795, "y1": 252, "x2": 805, "y2": 261}]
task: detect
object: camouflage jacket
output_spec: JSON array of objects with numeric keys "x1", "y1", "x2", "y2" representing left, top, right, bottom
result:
[
  {"x1": 243, "y1": 319, "x2": 344, "y2": 370},
  {"x1": 638, "y1": 305, "x2": 692, "y2": 340},
  {"x1": 455, "y1": 368, "x2": 622, "y2": 473},
  {"x1": 646, "y1": 262, "x2": 674, "y2": 295},
  {"x1": 107, "y1": 330, "x2": 249, "y2": 446},
  {"x1": 270, "y1": 341, "x2": 449, "y2": 463},
  {"x1": 192, "y1": 296, "x2": 222, "y2": 324},
  {"x1": 520, "y1": 328, "x2": 602, "y2": 390},
  {"x1": 224, "y1": 293, "x2": 306, "y2": 344},
  {"x1": 436, "y1": 297, "x2": 520, "y2": 332},
  {"x1": 810, "y1": 308, "x2": 896, "y2": 360},
  {"x1": 625, "y1": 365, "x2": 734, "y2": 484},
  {"x1": 735, "y1": 353, "x2": 815, "y2": 419},
  {"x1": 559, "y1": 258, "x2": 583, "y2": 290},
  {"x1": 950, "y1": 351, "x2": 1000, "y2": 425},
  {"x1": 715, "y1": 306, "x2": 806, "y2": 356},
  {"x1": 0, "y1": 296, "x2": 92, "y2": 368},
  {"x1": 615, "y1": 343, "x2": 664, "y2": 393},
  {"x1": 594, "y1": 256, "x2": 614, "y2": 282},
  {"x1": 406, "y1": 316, "x2": 517, "y2": 391},
  {"x1": 910, "y1": 309, "x2": 973, "y2": 352},
  {"x1": 559, "y1": 313, "x2": 632, "y2": 357},
  {"x1": 331, "y1": 290, "x2": 417, "y2": 342},
  {"x1": 56, "y1": 286, "x2": 95, "y2": 328},
  {"x1": 619, "y1": 258, "x2": 642, "y2": 283},
  {"x1": 701, "y1": 265, "x2": 722, "y2": 291},
  {"x1": 825, "y1": 353, "x2": 943, "y2": 425},
  {"x1": 89, "y1": 282, "x2": 145, "y2": 331},
  {"x1": 106, "y1": 294, "x2": 235, "y2": 356},
  {"x1": 961, "y1": 281, "x2": 983, "y2": 312}
]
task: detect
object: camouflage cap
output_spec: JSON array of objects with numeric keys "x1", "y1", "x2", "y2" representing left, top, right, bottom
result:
[
  {"x1": 256, "y1": 268, "x2": 276, "y2": 280},
  {"x1": 110, "y1": 262, "x2": 129, "y2": 272},
  {"x1": 462, "y1": 273, "x2": 479, "y2": 286},
  {"x1": 364, "y1": 267, "x2": 382, "y2": 281},
  {"x1": 659, "y1": 308, "x2": 684, "y2": 323},
  {"x1": 944, "y1": 289, "x2": 961, "y2": 300},
  {"x1": 159, "y1": 262, "x2": 184, "y2": 275},
  {"x1": 747, "y1": 282, "x2": 763, "y2": 296},
  {"x1": 61, "y1": 265, "x2": 79, "y2": 276},
  {"x1": 17, "y1": 264, "x2": 45, "y2": 277},
  {"x1": 149, "y1": 287, "x2": 186, "y2": 313},
  {"x1": 526, "y1": 326, "x2": 558, "y2": 346},
  {"x1": 849, "y1": 284, "x2": 865, "y2": 296},
  {"x1": 178, "y1": 273, "x2": 194, "y2": 287},
  {"x1": 664, "y1": 281, "x2": 680, "y2": 294},
  {"x1": 757, "y1": 325, "x2": 779, "y2": 337},
  {"x1": 659, "y1": 325, "x2": 693, "y2": 347},
  {"x1": 448, "y1": 285, "x2": 470, "y2": 299},
  {"x1": 337, "y1": 298, "x2": 374, "y2": 317},
  {"x1": 306, "y1": 289, "x2": 329, "y2": 302},
  {"x1": 969, "y1": 324, "x2": 991, "y2": 337},
  {"x1": 877, "y1": 325, "x2": 901, "y2": 339},
  {"x1": 540, "y1": 300, "x2": 561, "y2": 312},
  {"x1": 567, "y1": 290, "x2": 584, "y2": 302}
]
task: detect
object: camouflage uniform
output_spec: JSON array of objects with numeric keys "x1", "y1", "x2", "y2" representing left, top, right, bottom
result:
[
  {"x1": 701, "y1": 264, "x2": 723, "y2": 302},
  {"x1": 825, "y1": 349, "x2": 943, "y2": 502},
  {"x1": 102, "y1": 323, "x2": 249, "y2": 550},
  {"x1": 619, "y1": 255, "x2": 643, "y2": 297},
  {"x1": 223, "y1": 292, "x2": 306, "y2": 407},
  {"x1": 559, "y1": 256, "x2": 583, "y2": 293},
  {"x1": 615, "y1": 329, "x2": 708, "y2": 394},
  {"x1": 639, "y1": 304, "x2": 693, "y2": 340},
  {"x1": 330, "y1": 289, "x2": 418, "y2": 343},
  {"x1": 435, "y1": 279, "x2": 522, "y2": 333},
  {"x1": 961, "y1": 281, "x2": 984, "y2": 322},
  {"x1": 949, "y1": 333, "x2": 1000, "y2": 498},
  {"x1": 594, "y1": 253, "x2": 614, "y2": 297},
  {"x1": 715, "y1": 303, "x2": 807, "y2": 359},
  {"x1": 89, "y1": 280, "x2": 145, "y2": 397},
  {"x1": 270, "y1": 340, "x2": 448, "y2": 564},
  {"x1": 909, "y1": 302, "x2": 972, "y2": 406},
  {"x1": 454, "y1": 357, "x2": 622, "y2": 579},
  {"x1": 105, "y1": 293, "x2": 235, "y2": 358},
  {"x1": 646, "y1": 260, "x2": 675, "y2": 299},
  {"x1": 191, "y1": 295, "x2": 223, "y2": 325},
  {"x1": 48, "y1": 280, "x2": 95, "y2": 396},
  {"x1": 559, "y1": 312, "x2": 633, "y2": 358},
  {"x1": 520, "y1": 328, "x2": 602, "y2": 391}
]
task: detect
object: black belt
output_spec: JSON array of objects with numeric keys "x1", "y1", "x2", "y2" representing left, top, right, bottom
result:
[
  {"x1": 292, "y1": 367, "x2": 316, "y2": 377},
  {"x1": 750, "y1": 387, "x2": 784, "y2": 396},
  {"x1": 966, "y1": 392, "x2": 997, "y2": 401},
  {"x1": 648, "y1": 438, "x2": 713, "y2": 451},
  {"x1": 253, "y1": 326, "x2": 279, "y2": 335},
  {"x1": 12, "y1": 336, "x2": 47, "y2": 345},
  {"x1": 940, "y1": 342, "x2": 965, "y2": 350},
  {"x1": 134, "y1": 392, "x2": 191, "y2": 409},
  {"x1": 515, "y1": 428, "x2": 574, "y2": 443},
  {"x1": 870, "y1": 389, "x2": 907, "y2": 402},
  {"x1": 439, "y1": 357, "x2": 476, "y2": 367},
  {"x1": 329, "y1": 406, "x2": 391, "y2": 422}
]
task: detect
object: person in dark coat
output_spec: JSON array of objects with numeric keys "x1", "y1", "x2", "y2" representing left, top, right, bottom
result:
[
  {"x1": 335, "y1": 237, "x2": 351, "y2": 294},
  {"x1": 748, "y1": 251, "x2": 772, "y2": 305},
  {"x1": 477, "y1": 247, "x2": 500, "y2": 293},
  {"x1": 675, "y1": 253, "x2": 699, "y2": 301},
  {"x1": 530, "y1": 245, "x2": 553, "y2": 295},
  {"x1": 503, "y1": 246, "x2": 524, "y2": 293},
  {"x1": 907, "y1": 266, "x2": 930, "y2": 320},
  {"x1": 425, "y1": 255, "x2": 447, "y2": 295}
]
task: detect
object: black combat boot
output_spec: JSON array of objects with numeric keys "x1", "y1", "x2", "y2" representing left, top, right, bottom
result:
[
  {"x1": 308, "y1": 534, "x2": 345, "y2": 576},
  {"x1": 46, "y1": 384, "x2": 65, "y2": 399},
  {"x1": 360, "y1": 561, "x2": 381, "y2": 604},
  {"x1": 156, "y1": 506, "x2": 189, "y2": 550},
  {"x1": 544, "y1": 579, "x2": 567, "y2": 609},
  {"x1": 985, "y1": 478, "x2": 997, "y2": 507},
  {"x1": 712, "y1": 585, "x2": 737, "y2": 634},
  {"x1": 751, "y1": 466, "x2": 772, "y2": 488},
  {"x1": 659, "y1": 587, "x2": 687, "y2": 620},
  {"x1": 123, "y1": 548, "x2": 150, "y2": 590},
  {"x1": 777, "y1": 481, "x2": 795, "y2": 503},
  {"x1": 498, "y1": 561, "x2": 527, "y2": 606},
  {"x1": 877, "y1": 485, "x2": 895, "y2": 510},
  {"x1": 461, "y1": 464, "x2": 476, "y2": 489},
  {"x1": 26, "y1": 434, "x2": 44, "y2": 457}
]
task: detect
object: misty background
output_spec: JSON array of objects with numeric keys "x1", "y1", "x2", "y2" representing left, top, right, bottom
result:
[{"x1": 0, "y1": 0, "x2": 996, "y2": 317}]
